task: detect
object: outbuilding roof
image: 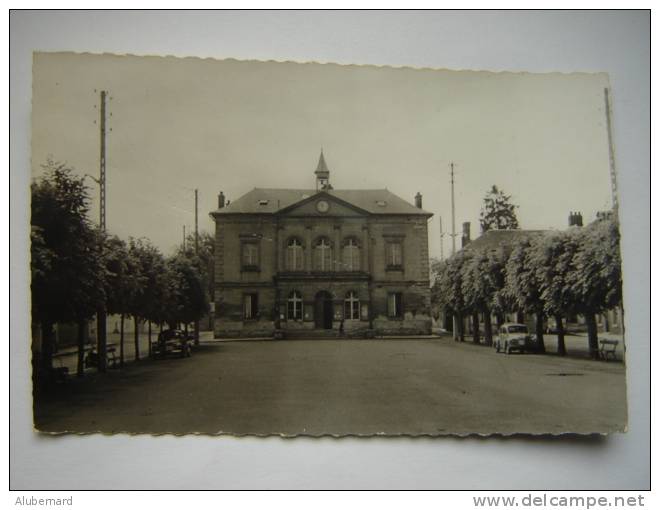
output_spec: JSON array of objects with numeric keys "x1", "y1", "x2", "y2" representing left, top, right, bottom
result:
[{"x1": 463, "y1": 229, "x2": 548, "y2": 252}]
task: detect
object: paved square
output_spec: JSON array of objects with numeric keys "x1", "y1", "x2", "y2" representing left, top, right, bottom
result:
[{"x1": 35, "y1": 337, "x2": 627, "y2": 436}]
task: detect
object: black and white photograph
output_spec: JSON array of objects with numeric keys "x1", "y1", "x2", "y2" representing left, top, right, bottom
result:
[{"x1": 29, "y1": 51, "x2": 627, "y2": 437}]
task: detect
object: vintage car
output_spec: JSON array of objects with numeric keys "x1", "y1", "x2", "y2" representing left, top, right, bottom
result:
[
  {"x1": 494, "y1": 323, "x2": 532, "y2": 354},
  {"x1": 151, "y1": 329, "x2": 192, "y2": 359}
]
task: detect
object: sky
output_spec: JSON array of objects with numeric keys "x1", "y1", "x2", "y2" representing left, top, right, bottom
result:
[{"x1": 31, "y1": 52, "x2": 614, "y2": 258}]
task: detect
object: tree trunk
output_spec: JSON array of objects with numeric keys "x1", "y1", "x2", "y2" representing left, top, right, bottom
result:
[
  {"x1": 472, "y1": 311, "x2": 480, "y2": 343},
  {"x1": 535, "y1": 311, "x2": 546, "y2": 353},
  {"x1": 120, "y1": 313, "x2": 125, "y2": 367},
  {"x1": 516, "y1": 311, "x2": 525, "y2": 324},
  {"x1": 97, "y1": 309, "x2": 107, "y2": 373},
  {"x1": 134, "y1": 315, "x2": 140, "y2": 361},
  {"x1": 555, "y1": 314, "x2": 566, "y2": 356},
  {"x1": 495, "y1": 312, "x2": 504, "y2": 329},
  {"x1": 585, "y1": 312, "x2": 599, "y2": 359},
  {"x1": 458, "y1": 313, "x2": 465, "y2": 342},
  {"x1": 194, "y1": 319, "x2": 200, "y2": 346},
  {"x1": 452, "y1": 313, "x2": 458, "y2": 341},
  {"x1": 148, "y1": 321, "x2": 152, "y2": 357},
  {"x1": 184, "y1": 322, "x2": 189, "y2": 340},
  {"x1": 40, "y1": 320, "x2": 55, "y2": 380},
  {"x1": 76, "y1": 320, "x2": 86, "y2": 377},
  {"x1": 484, "y1": 312, "x2": 493, "y2": 346}
]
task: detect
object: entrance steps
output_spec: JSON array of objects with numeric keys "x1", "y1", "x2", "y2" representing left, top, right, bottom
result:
[{"x1": 283, "y1": 329, "x2": 340, "y2": 339}]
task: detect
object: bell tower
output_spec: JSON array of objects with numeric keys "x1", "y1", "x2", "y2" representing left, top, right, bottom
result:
[{"x1": 314, "y1": 150, "x2": 332, "y2": 191}]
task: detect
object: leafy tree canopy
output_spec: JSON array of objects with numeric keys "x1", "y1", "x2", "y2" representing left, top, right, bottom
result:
[
  {"x1": 31, "y1": 160, "x2": 105, "y2": 325},
  {"x1": 479, "y1": 185, "x2": 520, "y2": 233}
]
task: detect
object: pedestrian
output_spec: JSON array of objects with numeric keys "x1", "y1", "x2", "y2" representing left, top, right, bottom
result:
[{"x1": 339, "y1": 318, "x2": 345, "y2": 337}]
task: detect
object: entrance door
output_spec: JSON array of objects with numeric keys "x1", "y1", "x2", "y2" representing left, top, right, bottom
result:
[{"x1": 314, "y1": 291, "x2": 334, "y2": 329}]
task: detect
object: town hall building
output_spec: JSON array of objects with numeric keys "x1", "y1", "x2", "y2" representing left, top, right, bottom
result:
[{"x1": 210, "y1": 152, "x2": 433, "y2": 338}]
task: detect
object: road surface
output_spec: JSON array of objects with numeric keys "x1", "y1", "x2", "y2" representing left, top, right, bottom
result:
[{"x1": 35, "y1": 337, "x2": 627, "y2": 436}]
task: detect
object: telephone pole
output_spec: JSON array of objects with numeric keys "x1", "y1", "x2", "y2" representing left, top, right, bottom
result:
[
  {"x1": 194, "y1": 189, "x2": 199, "y2": 254},
  {"x1": 450, "y1": 162, "x2": 457, "y2": 256},
  {"x1": 96, "y1": 90, "x2": 108, "y2": 372},
  {"x1": 439, "y1": 216, "x2": 445, "y2": 261},
  {"x1": 604, "y1": 88, "x2": 619, "y2": 214},
  {"x1": 194, "y1": 189, "x2": 200, "y2": 345},
  {"x1": 183, "y1": 225, "x2": 186, "y2": 251}
]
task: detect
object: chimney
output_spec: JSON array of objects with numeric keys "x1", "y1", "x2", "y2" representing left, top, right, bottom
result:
[
  {"x1": 568, "y1": 211, "x2": 583, "y2": 227},
  {"x1": 218, "y1": 192, "x2": 225, "y2": 209},
  {"x1": 414, "y1": 192, "x2": 422, "y2": 209},
  {"x1": 461, "y1": 222, "x2": 471, "y2": 248}
]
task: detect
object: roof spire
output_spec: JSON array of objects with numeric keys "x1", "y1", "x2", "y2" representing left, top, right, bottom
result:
[{"x1": 314, "y1": 149, "x2": 332, "y2": 190}]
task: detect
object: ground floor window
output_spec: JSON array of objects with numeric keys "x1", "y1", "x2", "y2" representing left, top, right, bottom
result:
[
  {"x1": 387, "y1": 292, "x2": 403, "y2": 318},
  {"x1": 243, "y1": 293, "x2": 258, "y2": 319},
  {"x1": 344, "y1": 291, "x2": 360, "y2": 320},
  {"x1": 287, "y1": 291, "x2": 303, "y2": 320}
]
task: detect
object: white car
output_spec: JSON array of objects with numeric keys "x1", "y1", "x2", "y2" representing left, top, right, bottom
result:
[{"x1": 494, "y1": 323, "x2": 532, "y2": 354}]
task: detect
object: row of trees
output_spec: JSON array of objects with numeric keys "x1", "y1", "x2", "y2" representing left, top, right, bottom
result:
[
  {"x1": 31, "y1": 160, "x2": 211, "y2": 382},
  {"x1": 432, "y1": 216, "x2": 622, "y2": 358}
]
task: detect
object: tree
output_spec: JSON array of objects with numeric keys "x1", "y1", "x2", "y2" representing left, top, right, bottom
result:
[
  {"x1": 166, "y1": 254, "x2": 210, "y2": 337},
  {"x1": 177, "y1": 231, "x2": 215, "y2": 343},
  {"x1": 128, "y1": 238, "x2": 167, "y2": 358},
  {"x1": 433, "y1": 253, "x2": 471, "y2": 341},
  {"x1": 531, "y1": 230, "x2": 581, "y2": 356},
  {"x1": 504, "y1": 237, "x2": 546, "y2": 353},
  {"x1": 102, "y1": 235, "x2": 134, "y2": 367},
  {"x1": 126, "y1": 238, "x2": 156, "y2": 361},
  {"x1": 479, "y1": 185, "x2": 520, "y2": 233},
  {"x1": 461, "y1": 248, "x2": 506, "y2": 345},
  {"x1": 570, "y1": 217, "x2": 622, "y2": 358},
  {"x1": 31, "y1": 161, "x2": 105, "y2": 381}
]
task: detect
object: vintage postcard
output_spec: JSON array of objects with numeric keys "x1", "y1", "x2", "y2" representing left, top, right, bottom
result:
[{"x1": 30, "y1": 52, "x2": 626, "y2": 436}]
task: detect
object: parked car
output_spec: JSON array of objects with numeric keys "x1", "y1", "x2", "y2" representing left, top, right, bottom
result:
[
  {"x1": 494, "y1": 323, "x2": 532, "y2": 354},
  {"x1": 151, "y1": 329, "x2": 192, "y2": 359}
]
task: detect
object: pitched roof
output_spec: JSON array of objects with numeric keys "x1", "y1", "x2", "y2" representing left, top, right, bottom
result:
[
  {"x1": 211, "y1": 188, "x2": 432, "y2": 216},
  {"x1": 464, "y1": 229, "x2": 549, "y2": 252}
]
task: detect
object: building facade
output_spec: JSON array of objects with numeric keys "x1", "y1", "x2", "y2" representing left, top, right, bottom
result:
[{"x1": 210, "y1": 153, "x2": 433, "y2": 338}]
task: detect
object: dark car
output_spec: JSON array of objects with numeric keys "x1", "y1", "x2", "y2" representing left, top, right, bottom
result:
[{"x1": 151, "y1": 329, "x2": 192, "y2": 359}]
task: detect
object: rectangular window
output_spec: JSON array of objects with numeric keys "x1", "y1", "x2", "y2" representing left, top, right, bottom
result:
[
  {"x1": 287, "y1": 297, "x2": 303, "y2": 320},
  {"x1": 243, "y1": 293, "x2": 258, "y2": 319},
  {"x1": 386, "y1": 242, "x2": 403, "y2": 268},
  {"x1": 242, "y1": 242, "x2": 259, "y2": 271},
  {"x1": 387, "y1": 292, "x2": 403, "y2": 318},
  {"x1": 344, "y1": 300, "x2": 360, "y2": 320}
]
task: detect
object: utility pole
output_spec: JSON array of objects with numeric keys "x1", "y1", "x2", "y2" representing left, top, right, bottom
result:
[
  {"x1": 450, "y1": 162, "x2": 457, "y2": 256},
  {"x1": 194, "y1": 189, "x2": 199, "y2": 254},
  {"x1": 439, "y1": 216, "x2": 445, "y2": 261},
  {"x1": 194, "y1": 189, "x2": 200, "y2": 346},
  {"x1": 96, "y1": 90, "x2": 108, "y2": 372},
  {"x1": 604, "y1": 88, "x2": 619, "y2": 214},
  {"x1": 183, "y1": 225, "x2": 186, "y2": 251},
  {"x1": 449, "y1": 161, "x2": 459, "y2": 341}
]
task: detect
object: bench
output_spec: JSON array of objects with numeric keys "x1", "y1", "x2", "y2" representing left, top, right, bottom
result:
[
  {"x1": 84, "y1": 345, "x2": 119, "y2": 369},
  {"x1": 599, "y1": 339, "x2": 619, "y2": 361},
  {"x1": 52, "y1": 357, "x2": 69, "y2": 382},
  {"x1": 106, "y1": 346, "x2": 119, "y2": 368}
]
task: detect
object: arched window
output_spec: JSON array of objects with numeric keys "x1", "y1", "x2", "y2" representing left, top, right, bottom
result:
[
  {"x1": 286, "y1": 238, "x2": 304, "y2": 271},
  {"x1": 313, "y1": 237, "x2": 333, "y2": 271},
  {"x1": 342, "y1": 237, "x2": 360, "y2": 271},
  {"x1": 287, "y1": 290, "x2": 303, "y2": 320},
  {"x1": 344, "y1": 291, "x2": 360, "y2": 320}
]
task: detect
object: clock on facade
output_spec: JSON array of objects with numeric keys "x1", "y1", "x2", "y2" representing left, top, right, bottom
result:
[{"x1": 316, "y1": 200, "x2": 330, "y2": 213}]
